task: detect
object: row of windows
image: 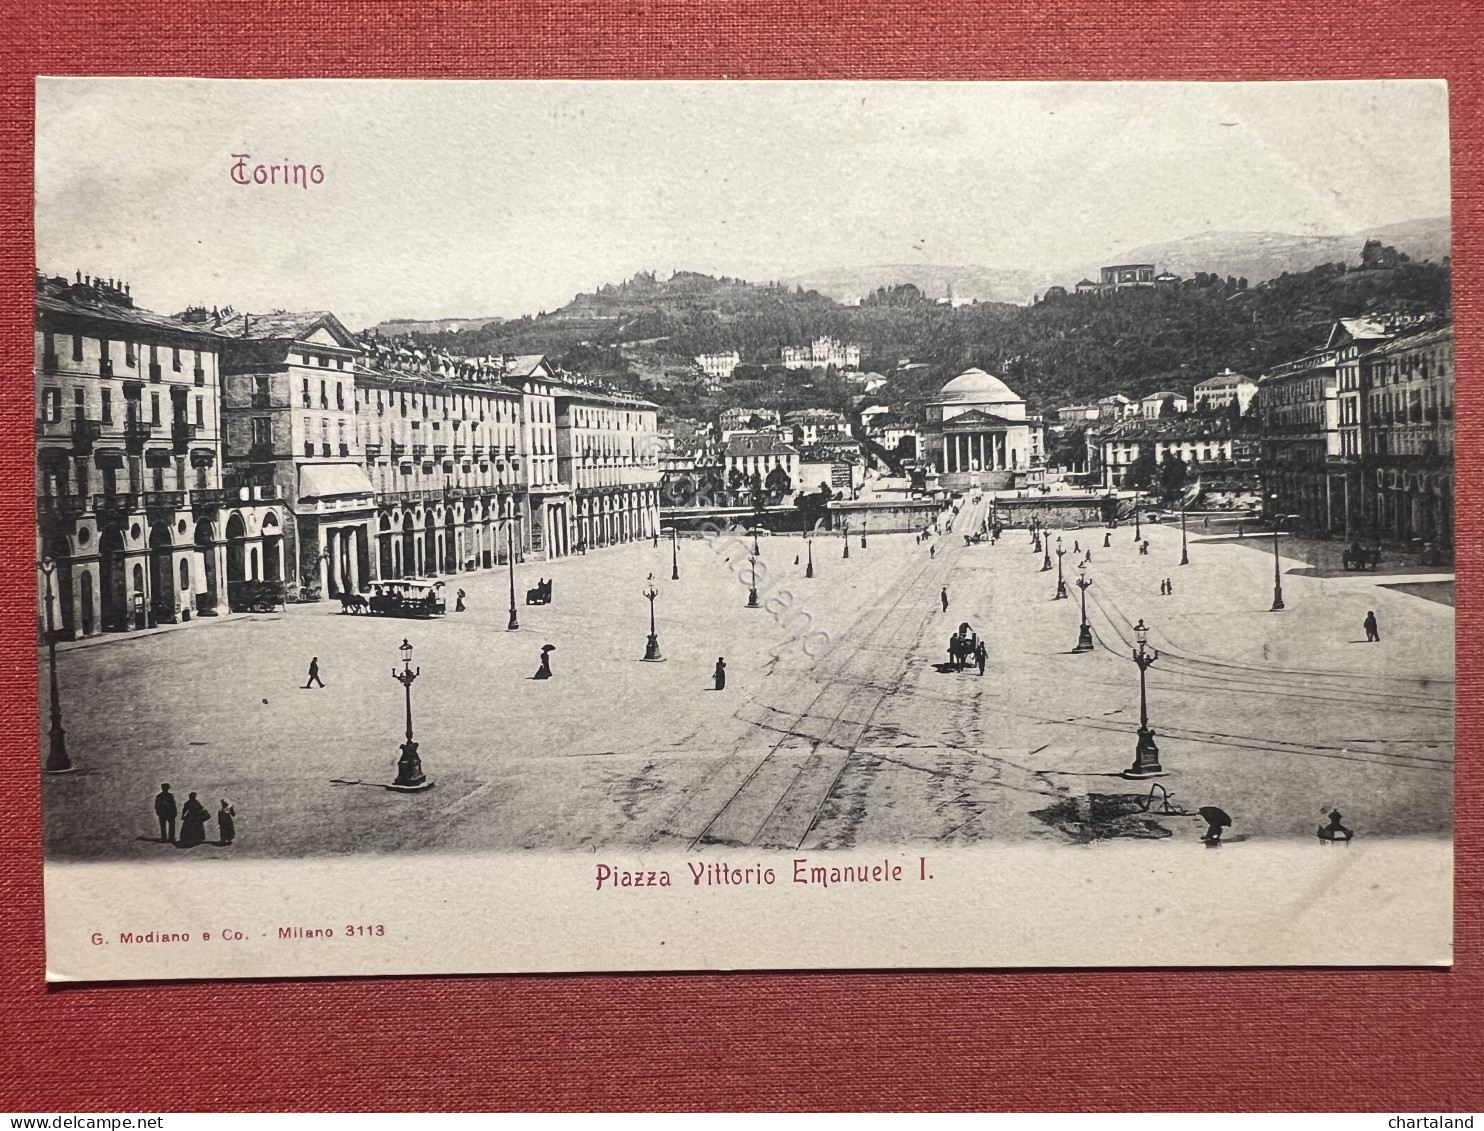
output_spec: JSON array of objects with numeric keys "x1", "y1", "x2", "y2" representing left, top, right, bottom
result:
[
  {"x1": 41, "y1": 332, "x2": 206, "y2": 380},
  {"x1": 41, "y1": 385, "x2": 207, "y2": 428},
  {"x1": 362, "y1": 386, "x2": 523, "y2": 425},
  {"x1": 297, "y1": 352, "x2": 347, "y2": 371}
]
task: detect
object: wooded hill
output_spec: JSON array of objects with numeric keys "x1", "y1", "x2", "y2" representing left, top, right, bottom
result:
[{"x1": 407, "y1": 254, "x2": 1451, "y2": 425}]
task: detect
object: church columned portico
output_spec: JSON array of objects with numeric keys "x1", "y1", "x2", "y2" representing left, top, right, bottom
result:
[{"x1": 925, "y1": 367, "x2": 1042, "y2": 490}]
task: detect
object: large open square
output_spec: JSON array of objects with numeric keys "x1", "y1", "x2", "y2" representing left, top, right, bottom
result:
[{"x1": 41, "y1": 504, "x2": 1453, "y2": 861}]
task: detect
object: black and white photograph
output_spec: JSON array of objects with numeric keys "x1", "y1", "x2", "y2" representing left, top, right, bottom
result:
[{"x1": 34, "y1": 79, "x2": 1454, "y2": 979}]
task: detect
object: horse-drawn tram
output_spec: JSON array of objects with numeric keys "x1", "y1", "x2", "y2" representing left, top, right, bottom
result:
[{"x1": 359, "y1": 579, "x2": 447, "y2": 618}]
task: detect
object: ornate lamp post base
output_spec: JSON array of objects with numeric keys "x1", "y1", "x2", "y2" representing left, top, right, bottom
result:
[
  {"x1": 1054, "y1": 580, "x2": 1068, "y2": 600},
  {"x1": 1040, "y1": 552, "x2": 1051, "y2": 571},
  {"x1": 1073, "y1": 623, "x2": 1095, "y2": 653},
  {"x1": 1122, "y1": 729, "x2": 1165, "y2": 779},
  {"x1": 746, "y1": 587, "x2": 760, "y2": 608},
  {"x1": 387, "y1": 740, "x2": 434, "y2": 792},
  {"x1": 643, "y1": 633, "x2": 665, "y2": 662}
]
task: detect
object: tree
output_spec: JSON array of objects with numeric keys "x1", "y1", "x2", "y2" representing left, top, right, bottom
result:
[
  {"x1": 1159, "y1": 453, "x2": 1189, "y2": 497},
  {"x1": 765, "y1": 464, "x2": 792, "y2": 500},
  {"x1": 1160, "y1": 395, "x2": 1181, "y2": 418},
  {"x1": 749, "y1": 469, "x2": 764, "y2": 511},
  {"x1": 1125, "y1": 446, "x2": 1159, "y2": 489}
]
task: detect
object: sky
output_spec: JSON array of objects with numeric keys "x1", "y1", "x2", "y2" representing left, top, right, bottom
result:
[{"x1": 35, "y1": 79, "x2": 1452, "y2": 329}]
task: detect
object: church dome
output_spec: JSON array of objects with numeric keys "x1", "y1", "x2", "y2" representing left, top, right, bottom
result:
[{"x1": 935, "y1": 368, "x2": 1021, "y2": 405}]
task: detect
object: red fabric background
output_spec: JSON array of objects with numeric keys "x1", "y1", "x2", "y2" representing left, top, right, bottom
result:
[{"x1": 2, "y1": 0, "x2": 1481, "y2": 1111}]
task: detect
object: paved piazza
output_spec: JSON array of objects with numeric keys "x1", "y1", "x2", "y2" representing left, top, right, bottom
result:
[{"x1": 42, "y1": 503, "x2": 1453, "y2": 860}]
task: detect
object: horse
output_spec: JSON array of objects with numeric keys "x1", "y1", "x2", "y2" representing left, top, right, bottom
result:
[
  {"x1": 338, "y1": 593, "x2": 369, "y2": 614},
  {"x1": 946, "y1": 623, "x2": 979, "y2": 671}
]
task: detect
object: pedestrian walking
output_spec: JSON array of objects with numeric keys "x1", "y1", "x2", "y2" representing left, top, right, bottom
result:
[
  {"x1": 177, "y1": 792, "x2": 210, "y2": 848},
  {"x1": 154, "y1": 783, "x2": 177, "y2": 843},
  {"x1": 1363, "y1": 611, "x2": 1380, "y2": 642},
  {"x1": 1203, "y1": 515, "x2": 1210, "y2": 530},
  {"x1": 940, "y1": 587, "x2": 949, "y2": 613},
  {"x1": 1073, "y1": 539, "x2": 1081, "y2": 553},
  {"x1": 303, "y1": 657, "x2": 324, "y2": 688},
  {"x1": 1103, "y1": 532, "x2": 1111, "y2": 548},
  {"x1": 217, "y1": 800, "x2": 236, "y2": 846},
  {"x1": 454, "y1": 588, "x2": 466, "y2": 612},
  {"x1": 1140, "y1": 540, "x2": 1150, "y2": 555},
  {"x1": 713, "y1": 657, "x2": 727, "y2": 691},
  {"x1": 930, "y1": 544, "x2": 936, "y2": 559},
  {"x1": 1167, "y1": 578, "x2": 1174, "y2": 596},
  {"x1": 534, "y1": 644, "x2": 555, "y2": 680},
  {"x1": 974, "y1": 641, "x2": 987, "y2": 676}
]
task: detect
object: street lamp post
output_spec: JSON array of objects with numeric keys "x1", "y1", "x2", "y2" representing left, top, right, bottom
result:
[
  {"x1": 805, "y1": 529, "x2": 815, "y2": 579},
  {"x1": 1073, "y1": 560, "x2": 1094, "y2": 653},
  {"x1": 1123, "y1": 619, "x2": 1164, "y2": 779},
  {"x1": 1053, "y1": 536, "x2": 1068, "y2": 599},
  {"x1": 506, "y1": 519, "x2": 520, "y2": 631},
  {"x1": 1134, "y1": 499, "x2": 1142, "y2": 543},
  {"x1": 842, "y1": 521, "x2": 850, "y2": 559},
  {"x1": 1180, "y1": 503, "x2": 1190, "y2": 566},
  {"x1": 670, "y1": 528, "x2": 679, "y2": 581},
  {"x1": 1270, "y1": 515, "x2": 1287, "y2": 612},
  {"x1": 861, "y1": 518, "x2": 868, "y2": 549},
  {"x1": 39, "y1": 558, "x2": 71, "y2": 773},
  {"x1": 642, "y1": 574, "x2": 664, "y2": 661},
  {"x1": 389, "y1": 638, "x2": 432, "y2": 791},
  {"x1": 746, "y1": 526, "x2": 761, "y2": 608},
  {"x1": 1041, "y1": 532, "x2": 1052, "y2": 571}
]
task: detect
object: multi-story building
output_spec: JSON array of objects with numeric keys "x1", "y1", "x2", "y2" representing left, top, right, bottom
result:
[
  {"x1": 782, "y1": 408, "x2": 849, "y2": 445},
  {"x1": 781, "y1": 336, "x2": 861, "y2": 371},
  {"x1": 725, "y1": 433, "x2": 800, "y2": 500},
  {"x1": 1257, "y1": 346, "x2": 1340, "y2": 532},
  {"x1": 355, "y1": 339, "x2": 529, "y2": 581},
  {"x1": 1140, "y1": 390, "x2": 1189, "y2": 418},
  {"x1": 34, "y1": 271, "x2": 283, "y2": 636},
  {"x1": 217, "y1": 310, "x2": 374, "y2": 601},
  {"x1": 555, "y1": 387, "x2": 662, "y2": 551},
  {"x1": 695, "y1": 351, "x2": 740, "y2": 381},
  {"x1": 1360, "y1": 323, "x2": 1454, "y2": 548},
  {"x1": 498, "y1": 355, "x2": 572, "y2": 560},
  {"x1": 1193, "y1": 369, "x2": 1258, "y2": 414},
  {"x1": 1089, "y1": 417, "x2": 1241, "y2": 489},
  {"x1": 718, "y1": 406, "x2": 781, "y2": 440}
]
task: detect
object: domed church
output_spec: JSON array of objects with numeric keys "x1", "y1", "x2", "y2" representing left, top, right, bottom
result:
[{"x1": 924, "y1": 368, "x2": 1044, "y2": 489}]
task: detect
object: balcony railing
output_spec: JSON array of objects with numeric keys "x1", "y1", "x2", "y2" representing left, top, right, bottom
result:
[
  {"x1": 38, "y1": 493, "x2": 88, "y2": 519},
  {"x1": 144, "y1": 490, "x2": 186, "y2": 512},
  {"x1": 124, "y1": 421, "x2": 154, "y2": 453},
  {"x1": 391, "y1": 441, "x2": 407, "y2": 459},
  {"x1": 411, "y1": 444, "x2": 428, "y2": 459},
  {"x1": 364, "y1": 443, "x2": 382, "y2": 460},
  {"x1": 71, "y1": 418, "x2": 102, "y2": 454},
  {"x1": 190, "y1": 488, "x2": 228, "y2": 512},
  {"x1": 93, "y1": 492, "x2": 140, "y2": 516}
]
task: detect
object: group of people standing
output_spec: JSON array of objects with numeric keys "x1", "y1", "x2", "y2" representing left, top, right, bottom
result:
[{"x1": 153, "y1": 784, "x2": 235, "y2": 848}]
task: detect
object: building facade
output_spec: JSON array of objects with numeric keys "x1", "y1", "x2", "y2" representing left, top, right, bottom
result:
[
  {"x1": 1257, "y1": 348, "x2": 1340, "y2": 532},
  {"x1": 555, "y1": 387, "x2": 662, "y2": 551},
  {"x1": 923, "y1": 368, "x2": 1044, "y2": 490},
  {"x1": 1090, "y1": 418, "x2": 1241, "y2": 489},
  {"x1": 217, "y1": 311, "x2": 374, "y2": 601},
  {"x1": 1193, "y1": 369, "x2": 1258, "y2": 414},
  {"x1": 724, "y1": 433, "x2": 800, "y2": 500},
  {"x1": 1140, "y1": 391, "x2": 1189, "y2": 418},
  {"x1": 35, "y1": 272, "x2": 283, "y2": 637},
  {"x1": 695, "y1": 351, "x2": 741, "y2": 381},
  {"x1": 781, "y1": 336, "x2": 862, "y2": 371}
]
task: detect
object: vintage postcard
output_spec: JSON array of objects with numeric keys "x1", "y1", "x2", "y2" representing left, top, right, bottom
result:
[{"x1": 34, "y1": 79, "x2": 1453, "y2": 980}]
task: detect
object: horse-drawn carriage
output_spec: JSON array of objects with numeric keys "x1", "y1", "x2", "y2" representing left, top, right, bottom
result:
[
  {"x1": 525, "y1": 578, "x2": 553, "y2": 605},
  {"x1": 1342, "y1": 541, "x2": 1382, "y2": 571},
  {"x1": 947, "y1": 622, "x2": 982, "y2": 671},
  {"x1": 364, "y1": 579, "x2": 446, "y2": 618}
]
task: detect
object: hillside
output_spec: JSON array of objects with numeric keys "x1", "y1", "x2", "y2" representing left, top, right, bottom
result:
[
  {"x1": 1116, "y1": 216, "x2": 1450, "y2": 289},
  {"x1": 406, "y1": 252, "x2": 1451, "y2": 425},
  {"x1": 779, "y1": 263, "x2": 1059, "y2": 306},
  {"x1": 371, "y1": 315, "x2": 504, "y2": 336}
]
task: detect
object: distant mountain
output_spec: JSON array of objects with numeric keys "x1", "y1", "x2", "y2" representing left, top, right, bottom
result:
[
  {"x1": 370, "y1": 315, "x2": 503, "y2": 336},
  {"x1": 1115, "y1": 216, "x2": 1451, "y2": 287},
  {"x1": 778, "y1": 263, "x2": 1060, "y2": 306}
]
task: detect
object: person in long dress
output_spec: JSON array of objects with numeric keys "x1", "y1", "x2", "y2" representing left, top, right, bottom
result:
[
  {"x1": 217, "y1": 800, "x2": 236, "y2": 846},
  {"x1": 713, "y1": 657, "x2": 727, "y2": 691},
  {"x1": 534, "y1": 644, "x2": 555, "y2": 679},
  {"x1": 177, "y1": 792, "x2": 210, "y2": 848}
]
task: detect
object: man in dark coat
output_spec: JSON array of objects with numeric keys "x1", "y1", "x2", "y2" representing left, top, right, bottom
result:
[
  {"x1": 1364, "y1": 611, "x2": 1380, "y2": 642},
  {"x1": 714, "y1": 657, "x2": 727, "y2": 691},
  {"x1": 940, "y1": 587, "x2": 949, "y2": 613},
  {"x1": 154, "y1": 783, "x2": 177, "y2": 843},
  {"x1": 975, "y1": 641, "x2": 987, "y2": 676},
  {"x1": 304, "y1": 657, "x2": 324, "y2": 688}
]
